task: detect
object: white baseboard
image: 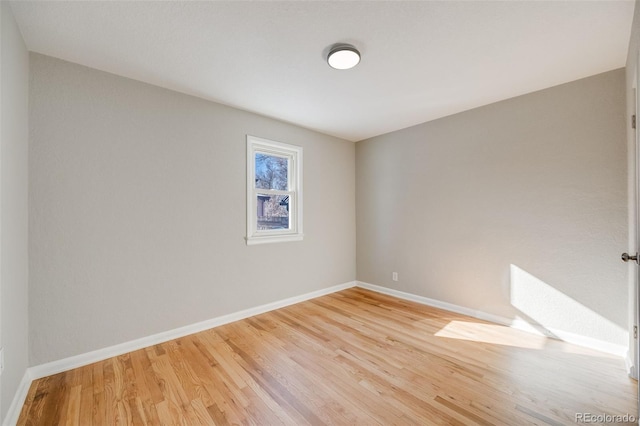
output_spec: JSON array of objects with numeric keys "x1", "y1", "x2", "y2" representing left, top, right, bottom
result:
[
  {"x1": 626, "y1": 353, "x2": 637, "y2": 380},
  {"x1": 356, "y1": 281, "x2": 511, "y2": 325},
  {"x1": 356, "y1": 281, "x2": 628, "y2": 357},
  {"x1": 29, "y1": 281, "x2": 357, "y2": 381},
  {"x1": 3, "y1": 370, "x2": 32, "y2": 426},
  {"x1": 538, "y1": 324, "x2": 628, "y2": 357}
]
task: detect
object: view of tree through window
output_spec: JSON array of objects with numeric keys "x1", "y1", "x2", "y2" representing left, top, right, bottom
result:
[
  {"x1": 255, "y1": 153, "x2": 289, "y2": 230},
  {"x1": 255, "y1": 153, "x2": 288, "y2": 190}
]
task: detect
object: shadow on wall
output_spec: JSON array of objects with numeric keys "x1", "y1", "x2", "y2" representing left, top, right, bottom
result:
[{"x1": 509, "y1": 264, "x2": 627, "y2": 348}]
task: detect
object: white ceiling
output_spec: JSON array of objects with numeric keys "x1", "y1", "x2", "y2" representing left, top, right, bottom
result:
[{"x1": 10, "y1": 1, "x2": 635, "y2": 142}]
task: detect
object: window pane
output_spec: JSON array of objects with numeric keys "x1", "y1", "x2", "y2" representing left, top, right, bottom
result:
[
  {"x1": 255, "y1": 153, "x2": 288, "y2": 190},
  {"x1": 256, "y1": 194, "x2": 290, "y2": 230}
]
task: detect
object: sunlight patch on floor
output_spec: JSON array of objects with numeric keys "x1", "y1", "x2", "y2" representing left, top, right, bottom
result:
[
  {"x1": 434, "y1": 320, "x2": 547, "y2": 349},
  {"x1": 434, "y1": 318, "x2": 619, "y2": 357}
]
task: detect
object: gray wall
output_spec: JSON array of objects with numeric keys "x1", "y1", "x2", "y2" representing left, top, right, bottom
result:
[
  {"x1": 0, "y1": 2, "x2": 30, "y2": 421},
  {"x1": 356, "y1": 70, "x2": 628, "y2": 348},
  {"x1": 29, "y1": 53, "x2": 355, "y2": 365}
]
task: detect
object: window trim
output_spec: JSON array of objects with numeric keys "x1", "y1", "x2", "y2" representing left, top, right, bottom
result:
[{"x1": 246, "y1": 135, "x2": 303, "y2": 245}]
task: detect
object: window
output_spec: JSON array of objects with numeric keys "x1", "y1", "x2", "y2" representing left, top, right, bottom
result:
[{"x1": 246, "y1": 135, "x2": 303, "y2": 245}]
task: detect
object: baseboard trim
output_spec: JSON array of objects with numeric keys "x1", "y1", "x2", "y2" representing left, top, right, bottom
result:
[
  {"x1": 3, "y1": 369, "x2": 32, "y2": 426},
  {"x1": 356, "y1": 281, "x2": 628, "y2": 357},
  {"x1": 356, "y1": 281, "x2": 512, "y2": 324},
  {"x1": 28, "y1": 281, "x2": 357, "y2": 381},
  {"x1": 626, "y1": 353, "x2": 637, "y2": 380}
]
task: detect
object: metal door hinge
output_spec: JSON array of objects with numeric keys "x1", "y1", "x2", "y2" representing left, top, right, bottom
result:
[
  {"x1": 633, "y1": 114, "x2": 636, "y2": 129},
  {"x1": 634, "y1": 325, "x2": 637, "y2": 339}
]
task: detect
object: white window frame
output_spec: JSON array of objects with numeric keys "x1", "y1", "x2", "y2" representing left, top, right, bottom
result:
[{"x1": 246, "y1": 135, "x2": 303, "y2": 245}]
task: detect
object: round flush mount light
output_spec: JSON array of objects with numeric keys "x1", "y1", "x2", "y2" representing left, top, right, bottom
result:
[{"x1": 327, "y1": 44, "x2": 361, "y2": 70}]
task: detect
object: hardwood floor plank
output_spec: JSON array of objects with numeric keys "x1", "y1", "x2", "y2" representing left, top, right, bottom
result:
[
  {"x1": 64, "y1": 385, "x2": 82, "y2": 426},
  {"x1": 515, "y1": 403, "x2": 567, "y2": 426},
  {"x1": 172, "y1": 338, "x2": 215, "y2": 408},
  {"x1": 77, "y1": 365, "x2": 94, "y2": 426},
  {"x1": 91, "y1": 362, "x2": 106, "y2": 426},
  {"x1": 433, "y1": 395, "x2": 496, "y2": 426},
  {"x1": 36, "y1": 373, "x2": 68, "y2": 425},
  {"x1": 129, "y1": 349, "x2": 161, "y2": 424},
  {"x1": 225, "y1": 338, "x2": 321, "y2": 425},
  {"x1": 16, "y1": 379, "x2": 39, "y2": 426},
  {"x1": 18, "y1": 288, "x2": 637, "y2": 425}
]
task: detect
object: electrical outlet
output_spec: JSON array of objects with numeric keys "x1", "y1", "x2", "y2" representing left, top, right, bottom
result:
[
  {"x1": 0, "y1": 347, "x2": 4, "y2": 375},
  {"x1": 392, "y1": 272, "x2": 398, "y2": 282}
]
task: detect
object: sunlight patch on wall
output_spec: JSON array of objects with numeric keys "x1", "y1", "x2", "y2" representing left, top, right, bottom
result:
[{"x1": 510, "y1": 264, "x2": 626, "y2": 346}]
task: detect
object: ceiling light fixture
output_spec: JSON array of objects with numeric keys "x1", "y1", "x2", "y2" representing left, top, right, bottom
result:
[{"x1": 327, "y1": 44, "x2": 361, "y2": 70}]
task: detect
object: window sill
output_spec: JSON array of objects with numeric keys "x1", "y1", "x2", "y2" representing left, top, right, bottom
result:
[{"x1": 245, "y1": 233, "x2": 304, "y2": 246}]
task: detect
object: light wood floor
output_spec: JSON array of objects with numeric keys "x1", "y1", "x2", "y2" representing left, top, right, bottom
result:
[{"x1": 18, "y1": 288, "x2": 637, "y2": 425}]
